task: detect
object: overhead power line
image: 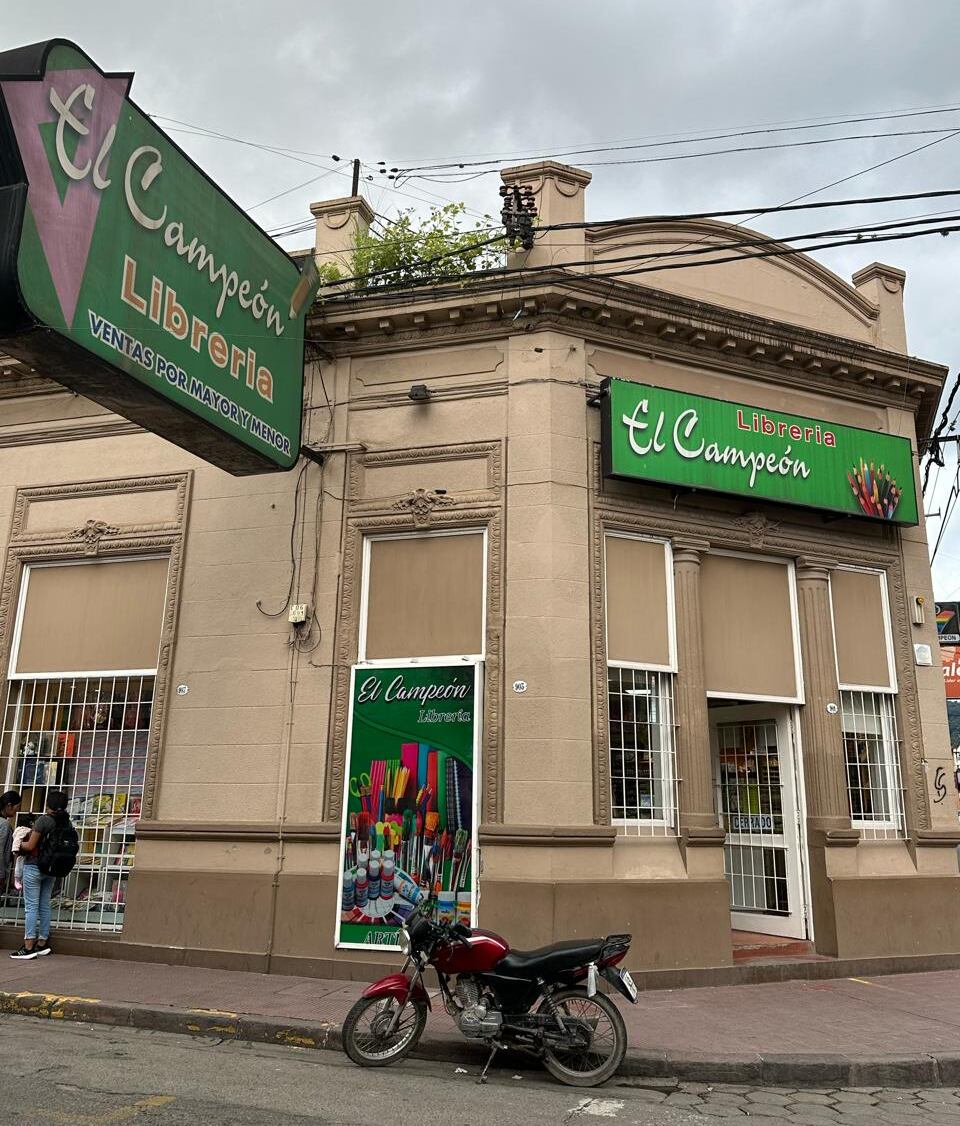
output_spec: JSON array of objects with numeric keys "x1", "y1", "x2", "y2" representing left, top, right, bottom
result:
[
  {"x1": 525, "y1": 187, "x2": 960, "y2": 234},
  {"x1": 399, "y1": 125, "x2": 960, "y2": 181},
  {"x1": 390, "y1": 102, "x2": 960, "y2": 172},
  {"x1": 269, "y1": 185, "x2": 960, "y2": 253},
  {"x1": 318, "y1": 220, "x2": 960, "y2": 307}
]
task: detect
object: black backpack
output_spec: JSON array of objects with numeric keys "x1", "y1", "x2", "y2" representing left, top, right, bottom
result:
[{"x1": 36, "y1": 812, "x2": 80, "y2": 877}]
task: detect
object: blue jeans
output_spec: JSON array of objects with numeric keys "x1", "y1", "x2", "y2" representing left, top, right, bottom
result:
[{"x1": 22, "y1": 863, "x2": 54, "y2": 941}]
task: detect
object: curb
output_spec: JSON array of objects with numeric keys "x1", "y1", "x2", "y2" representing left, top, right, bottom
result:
[{"x1": 2, "y1": 988, "x2": 958, "y2": 1088}]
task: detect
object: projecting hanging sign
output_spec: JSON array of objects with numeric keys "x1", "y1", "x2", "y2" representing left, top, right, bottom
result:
[
  {"x1": 601, "y1": 378, "x2": 918, "y2": 525},
  {"x1": 0, "y1": 39, "x2": 308, "y2": 474}
]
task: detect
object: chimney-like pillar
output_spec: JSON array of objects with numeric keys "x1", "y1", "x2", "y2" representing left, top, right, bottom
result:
[
  {"x1": 852, "y1": 262, "x2": 908, "y2": 354},
  {"x1": 309, "y1": 195, "x2": 375, "y2": 279},
  {"x1": 500, "y1": 161, "x2": 591, "y2": 270}
]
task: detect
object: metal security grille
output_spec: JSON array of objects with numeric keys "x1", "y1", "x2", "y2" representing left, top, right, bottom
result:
[
  {"x1": 0, "y1": 675, "x2": 151, "y2": 932},
  {"x1": 841, "y1": 690, "x2": 904, "y2": 839},
  {"x1": 716, "y1": 720, "x2": 789, "y2": 916},
  {"x1": 607, "y1": 667, "x2": 676, "y2": 835}
]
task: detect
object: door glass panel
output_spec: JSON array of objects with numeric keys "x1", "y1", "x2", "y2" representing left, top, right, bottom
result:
[{"x1": 716, "y1": 720, "x2": 790, "y2": 917}]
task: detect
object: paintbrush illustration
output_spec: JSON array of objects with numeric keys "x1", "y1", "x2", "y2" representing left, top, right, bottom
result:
[
  {"x1": 457, "y1": 836, "x2": 472, "y2": 891},
  {"x1": 420, "y1": 811, "x2": 440, "y2": 887},
  {"x1": 435, "y1": 831, "x2": 451, "y2": 895},
  {"x1": 450, "y1": 828, "x2": 468, "y2": 892}
]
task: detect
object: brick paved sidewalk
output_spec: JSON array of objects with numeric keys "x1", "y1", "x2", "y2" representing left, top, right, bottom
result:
[{"x1": 3, "y1": 953, "x2": 960, "y2": 1085}]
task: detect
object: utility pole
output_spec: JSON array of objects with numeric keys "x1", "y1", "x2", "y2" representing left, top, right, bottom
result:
[{"x1": 351, "y1": 158, "x2": 361, "y2": 197}]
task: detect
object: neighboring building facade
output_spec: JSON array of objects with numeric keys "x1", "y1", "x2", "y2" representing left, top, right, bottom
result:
[{"x1": 1, "y1": 161, "x2": 958, "y2": 976}]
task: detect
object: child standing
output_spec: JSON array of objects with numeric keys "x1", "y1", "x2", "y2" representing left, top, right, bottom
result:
[{"x1": 12, "y1": 814, "x2": 35, "y2": 892}]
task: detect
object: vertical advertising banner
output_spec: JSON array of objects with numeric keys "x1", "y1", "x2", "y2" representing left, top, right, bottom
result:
[
  {"x1": 336, "y1": 663, "x2": 480, "y2": 950},
  {"x1": 941, "y1": 646, "x2": 960, "y2": 799},
  {"x1": 936, "y1": 603, "x2": 960, "y2": 645}
]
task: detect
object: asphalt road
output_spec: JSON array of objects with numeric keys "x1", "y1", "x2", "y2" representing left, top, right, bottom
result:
[{"x1": 3, "y1": 1015, "x2": 960, "y2": 1125}]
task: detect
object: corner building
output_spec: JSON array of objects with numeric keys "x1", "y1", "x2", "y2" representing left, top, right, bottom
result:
[{"x1": 1, "y1": 161, "x2": 958, "y2": 975}]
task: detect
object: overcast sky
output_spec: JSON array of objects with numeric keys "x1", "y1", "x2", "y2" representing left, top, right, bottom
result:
[{"x1": 7, "y1": 2, "x2": 960, "y2": 592}]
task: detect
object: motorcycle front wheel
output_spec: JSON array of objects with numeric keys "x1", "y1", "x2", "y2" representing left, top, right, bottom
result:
[
  {"x1": 342, "y1": 995, "x2": 428, "y2": 1067},
  {"x1": 538, "y1": 988, "x2": 627, "y2": 1087}
]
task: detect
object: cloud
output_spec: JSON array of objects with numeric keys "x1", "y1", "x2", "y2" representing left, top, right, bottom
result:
[{"x1": 6, "y1": 2, "x2": 960, "y2": 581}]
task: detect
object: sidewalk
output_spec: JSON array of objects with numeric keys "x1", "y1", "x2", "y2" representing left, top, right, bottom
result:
[{"x1": 3, "y1": 951, "x2": 960, "y2": 1087}]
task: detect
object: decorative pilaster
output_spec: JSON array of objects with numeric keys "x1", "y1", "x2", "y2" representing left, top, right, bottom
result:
[
  {"x1": 794, "y1": 556, "x2": 855, "y2": 835},
  {"x1": 672, "y1": 537, "x2": 724, "y2": 847}
]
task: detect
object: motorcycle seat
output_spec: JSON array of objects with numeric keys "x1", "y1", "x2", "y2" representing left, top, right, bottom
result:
[{"x1": 495, "y1": 938, "x2": 605, "y2": 979}]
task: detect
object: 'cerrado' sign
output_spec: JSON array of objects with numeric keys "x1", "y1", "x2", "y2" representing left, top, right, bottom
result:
[{"x1": 0, "y1": 39, "x2": 308, "y2": 474}]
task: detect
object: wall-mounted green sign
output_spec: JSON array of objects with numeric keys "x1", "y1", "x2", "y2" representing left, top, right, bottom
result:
[
  {"x1": 601, "y1": 378, "x2": 918, "y2": 525},
  {"x1": 0, "y1": 39, "x2": 307, "y2": 474}
]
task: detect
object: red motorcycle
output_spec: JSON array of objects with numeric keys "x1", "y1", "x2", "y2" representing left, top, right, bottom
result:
[{"x1": 341, "y1": 898, "x2": 637, "y2": 1087}]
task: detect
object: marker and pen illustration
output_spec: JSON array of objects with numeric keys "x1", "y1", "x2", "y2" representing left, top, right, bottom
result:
[{"x1": 340, "y1": 747, "x2": 473, "y2": 930}]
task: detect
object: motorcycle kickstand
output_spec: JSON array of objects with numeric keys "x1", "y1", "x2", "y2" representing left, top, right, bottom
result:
[{"x1": 478, "y1": 1041, "x2": 500, "y2": 1085}]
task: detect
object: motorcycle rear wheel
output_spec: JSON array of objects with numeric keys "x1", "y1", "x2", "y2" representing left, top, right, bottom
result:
[
  {"x1": 538, "y1": 988, "x2": 627, "y2": 1087},
  {"x1": 342, "y1": 995, "x2": 428, "y2": 1067}
]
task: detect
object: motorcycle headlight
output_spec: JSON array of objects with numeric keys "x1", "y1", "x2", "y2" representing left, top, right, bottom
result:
[{"x1": 399, "y1": 925, "x2": 412, "y2": 957}]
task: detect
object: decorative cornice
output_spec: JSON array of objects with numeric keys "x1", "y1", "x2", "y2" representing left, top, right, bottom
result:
[
  {"x1": 0, "y1": 417, "x2": 142, "y2": 447},
  {"x1": 478, "y1": 824, "x2": 616, "y2": 847},
  {"x1": 135, "y1": 821, "x2": 341, "y2": 843},
  {"x1": 308, "y1": 273, "x2": 946, "y2": 437},
  {"x1": 11, "y1": 474, "x2": 188, "y2": 545},
  {"x1": 913, "y1": 829, "x2": 960, "y2": 847}
]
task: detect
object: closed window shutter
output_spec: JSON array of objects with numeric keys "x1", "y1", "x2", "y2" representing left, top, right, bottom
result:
[
  {"x1": 364, "y1": 533, "x2": 484, "y2": 659},
  {"x1": 14, "y1": 557, "x2": 169, "y2": 676},
  {"x1": 604, "y1": 535, "x2": 672, "y2": 668},
  {"x1": 831, "y1": 568, "x2": 893, "y2": 690},
  {"x1": 700, "y1": 554, "x2": 798, "y2": 700}
]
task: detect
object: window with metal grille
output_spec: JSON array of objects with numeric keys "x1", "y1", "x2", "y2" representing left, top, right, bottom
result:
[
  {"x1": 1, "y1": 675, "x2": 152, "y2": 932},
  {"x1": 840, "y1": 690, "x2": 904, "y2": 838},
  {"x1": 0, "y1": 557, "x2": 166, "y2": 934},
  {"x1": 607, "y1": 667, "x2": 676, "y2": 833}
]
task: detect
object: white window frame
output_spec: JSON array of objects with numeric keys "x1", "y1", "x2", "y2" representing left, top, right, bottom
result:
[
  {"x1": 828, "y1": 566, "x2": 902, "y2": 834},
  {"x1": 602, "y1": 531, "x2": 677, "y2": 673},
  {"x1": 9, "y1": 556, "x2": 169, "y2": 680},
  {"x1": 839, "y1": 690, "x2": 903, "y2": 834},
  {"x1": 358, "y1": 528, "x2": 488, "y2": 666},
  {"x1": 829, "y1": 565, "x2": 899, "y2": 695},
  {"x1": 602, "y1": 531, "x2": 677, "y2": 831},
  {"x1": 607, "y1": 667, "x2": 676, "y2": 831},
  {"x1": 702, "y1": 549, "x2": 804, "y2": 706}
]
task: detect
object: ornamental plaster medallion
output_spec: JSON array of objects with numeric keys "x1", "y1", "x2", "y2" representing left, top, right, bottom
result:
[
  {"x1": 70, "y1": 519, "x2": 121, "y2": 555},
  {"x1": 734, "y1": 511, "x2": 781, "y2": 549},
  {"x1": 393, "y1": 488, "x2": 456, "y2": 526}
]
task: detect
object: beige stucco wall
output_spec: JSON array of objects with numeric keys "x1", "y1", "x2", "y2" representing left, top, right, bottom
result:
[{"x1": 0, "y1": 184, "x2": 955, "y2": 968}]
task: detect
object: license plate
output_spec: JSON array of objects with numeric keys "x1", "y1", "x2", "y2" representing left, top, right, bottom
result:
[{"x1": 618, "y1": 968, "x2": 638, "y2": 1002}]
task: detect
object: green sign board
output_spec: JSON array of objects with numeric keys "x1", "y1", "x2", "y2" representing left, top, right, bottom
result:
[
  {"x1": 337, "y1": 663, "x2": 479, "y2": 950},
  {"x1": 0, "y1": 40, "x2": 308, "y2": 474},
  {"x1": 601, "y1": 377, "x2": 918, "y2": 525}
]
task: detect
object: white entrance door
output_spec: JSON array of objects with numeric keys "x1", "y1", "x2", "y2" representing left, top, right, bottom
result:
[{"x1": 710, "y1": 704, "x2": 807, "y2": 940}]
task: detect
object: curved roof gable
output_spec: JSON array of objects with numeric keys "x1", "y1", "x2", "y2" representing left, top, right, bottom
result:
[{"x1": 586, "y1": 218, "x2": 880, "y2": 346}]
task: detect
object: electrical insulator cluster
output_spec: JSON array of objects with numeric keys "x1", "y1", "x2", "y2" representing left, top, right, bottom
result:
[{"x1": 499, "y1": 184, "x2": 537, "y2": 250}]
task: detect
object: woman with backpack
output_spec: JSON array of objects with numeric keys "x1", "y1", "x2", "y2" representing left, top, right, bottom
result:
[{"x1": 10, "y1": 789, "x2": 78, "y2": 960}]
